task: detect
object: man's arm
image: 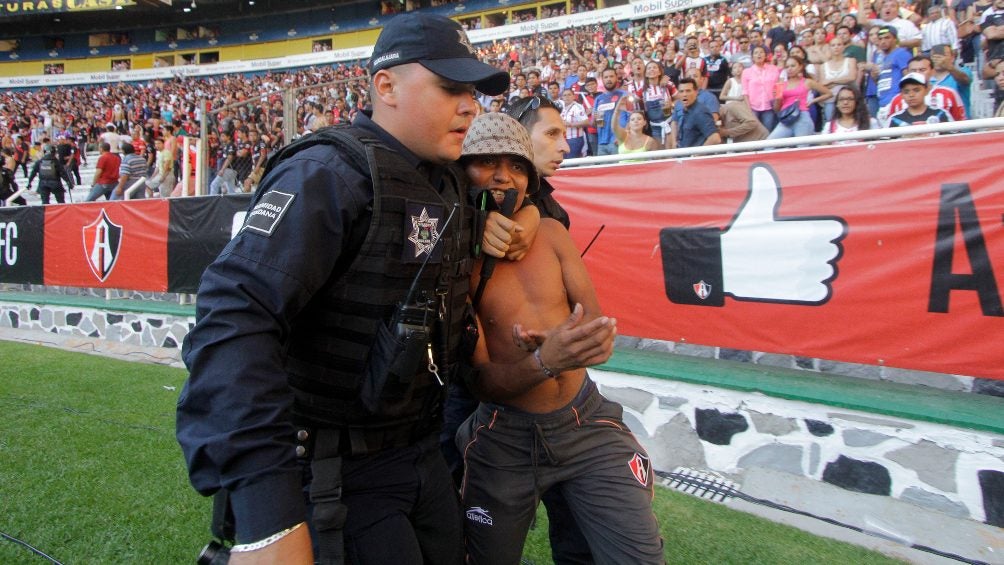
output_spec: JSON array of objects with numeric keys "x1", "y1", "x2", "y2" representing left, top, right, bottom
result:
[
  {"x1": 178, "y1": 155, "x2": 366, "y2": 548},
  {"x1": 471, "y1": 304, "x2": 616, "y2": 401},
  {"x1": 545, "y1": 220, "x2": 602, "y2": 318},
  {"x1": 114, "y1": 172, "x2": 130, "y2": 197},
  {"x1": 700, "y1": 110, "x2": 722, "y2": 145}
]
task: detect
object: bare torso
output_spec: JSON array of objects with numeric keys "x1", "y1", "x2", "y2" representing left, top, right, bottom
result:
[{"x1": 472, "y1": 220, "x2": 588, "y2": 413}]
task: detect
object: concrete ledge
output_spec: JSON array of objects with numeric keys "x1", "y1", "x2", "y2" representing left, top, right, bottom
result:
[
  {"x1": 0, "y1": 291, "x2": 196, "y2": 317},
  {"x1": 600, "y1": 348, "x2": 1004, "y2": 435}
]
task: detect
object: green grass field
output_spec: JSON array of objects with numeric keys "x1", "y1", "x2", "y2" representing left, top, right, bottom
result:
[{"x1": 0, "y1": 340, "x2": 904, "y2": 564}]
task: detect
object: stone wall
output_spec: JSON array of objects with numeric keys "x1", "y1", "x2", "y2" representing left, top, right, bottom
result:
[
  {"x1": 0, "y1": 300, "x2": 194, "y2": 351},
  {"x1": 591, "y1": 369, "x2": 1004, "y2": 534}
]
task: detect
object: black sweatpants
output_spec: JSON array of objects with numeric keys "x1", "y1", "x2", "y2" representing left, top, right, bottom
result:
[{"x1": 458, "y1": 378, "x2": 664, "y2": 565}]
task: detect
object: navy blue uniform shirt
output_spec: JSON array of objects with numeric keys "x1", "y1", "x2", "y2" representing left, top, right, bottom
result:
[{"x1": 177, "y1": 112, "x2": 435, "y2": 542}]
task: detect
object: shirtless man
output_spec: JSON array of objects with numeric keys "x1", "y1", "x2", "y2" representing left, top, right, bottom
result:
[{"x1": 456, "y1": 112, "x2": 663, "y2": 565}]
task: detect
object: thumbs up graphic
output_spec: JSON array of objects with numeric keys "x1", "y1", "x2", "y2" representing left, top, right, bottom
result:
[{"x1": 660, "y1": 164, "x2": 847, "y2": 306}]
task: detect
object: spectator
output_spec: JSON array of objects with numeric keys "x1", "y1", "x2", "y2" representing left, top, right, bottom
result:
[
  {"x1": 768, "y1": 55, "x2": 833, "y2": 139},
  {"x1": 887, "y1": 55, "x2": 966, "y2": 122},
  {"x1": 742, "y1": 45, "x2": 782, "y2": 130},
  {"x1": 670, "y1": 77, "x2": 721, "y2": 148},
  {"x1": 100, "y1": 123, "x2": 120, "y2": 154},
  {"x1": 242, "y1": 128, "x2": 268, "y2": 193},
  {"x1": 1, "y1": 147, "x2": 27, "y2": 206},
  {"x1": 704, "y1": 38, "x2": 731, "y2": 97},
  {"x1": 112, "y1": 142, "x2": 146, "y2": 200},
  {"x1": 145, "y1": 138, "x2": 174, "y2": 196},
  {"x1": 559, "y1": 89, "x2": 589, "y2": 158},
  {"x1": 807, "y1": 28, "x2": 832, "y2": 65},
  {"x1": 730, "y1": 34, "x2": 753, "y2": 68},
  {"x1": 13, "y1": 134, "x2": 29, "y2": 177},
  {"x1": 825, "y1": 87, "x2": 879, "y2": 138},
  {"x1": 527, "y1": 70, "x2": 546, "y2": 97},
  {"x1": 640, "y1": 61, "x2": 675, "y2": 143},
  {"x1": 718, "y1": 100, "x2": 770, "y2": 143},
  {"x1": 546, "y1": 81, "x2": 562, "y2": 106},
  {"x1": 979, "y1": 0, "x2": 1004, "y2": 71},
  {"x1": 921, "y1": 5, "x2": 958, "y2": 55},
  {"x1": 681, "y1": 36, "x2": 708, "y2": 79},
  {"x1": 819, "y1": 37, "x2": 859, "y2": 121},
  {"x1": 768, "y1": 12, "x2": 796, "y2": 50},
  {"x1": 580, "y1": 76, "x2": 600, "y2": 156},
  {"x1": 612, "y1": 101, "x2": 661, "y2": 155},
  {"x1": 869, "y1": 26, "x2": 912, "y2": 124},
  {"x1": 954, "y1": 0, "x2": 982, "y2": 65},
  {"x1": 592, "y1": 68, "x2": 628, "y2": 156},
  {"x1": 87, "y1": 142, "x2": 120, "y2": 201},
  {"x1": 860, "y1": 0, "x2": 923, "y2": 50},
  {"x1": 993, "y1": 59, "x2": 1004, "y2": 116},
  {"x1": 888, "y1": 72, "x2": 953, "y2": 126},
  {"x1": 624, "y1": 58, "x2": 647, "y2": 98},
  {"x1": 719, "y1": 62, "x2": 746, "y2": 104},
  {"x1": 209, "y1": 130, "x2": 237, "y2": 195},
  {"x1": 664, "y1": 39, "x2": 685, "y2": 83},
  {"x1": 837, "y1": 25, "x2": 867, "y2": 63},
  {"x1": 773, "y1": 43, "x2": 790, "y2": 75},
  {"x1": 930, "y1": 44, "x2": 973, "y2": 117}
]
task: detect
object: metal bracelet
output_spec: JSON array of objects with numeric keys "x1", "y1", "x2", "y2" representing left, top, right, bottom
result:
[
  {"x1": 230, "y1": 522, "x2": 305, "y2": 553},
  {"x1": 533, "y1": 348, "x2": 557, "y2": 378}
]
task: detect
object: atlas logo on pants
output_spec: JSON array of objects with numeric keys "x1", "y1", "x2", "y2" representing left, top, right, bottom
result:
[
  {"x1": 466, "y1": 506, "x2": 494, "y2": 526},
  {"x1": 82, "y1": 209, "x2": 122, "y2": 282}
]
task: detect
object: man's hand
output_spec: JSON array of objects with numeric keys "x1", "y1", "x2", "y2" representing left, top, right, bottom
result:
[
  {"x1": 482, "y1": 206, "x2": 540, "y2": 260},
  {"x1": 229, "y1": 524, "x2": 313, "y2": 565},
  {"x1": 482, "y1": 212, "x2": 521, "y2": 258},
  {"x1": 513, "y1": 303, "x2": 617, "y2": 373},
  {"x1": 931, "y1": 52, "x2": 947, "y2": 71}
]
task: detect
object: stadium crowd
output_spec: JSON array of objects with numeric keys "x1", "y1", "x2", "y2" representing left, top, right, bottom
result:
[{"x1": 2, "y1": 0, "x2": 1004, "y2": 203}]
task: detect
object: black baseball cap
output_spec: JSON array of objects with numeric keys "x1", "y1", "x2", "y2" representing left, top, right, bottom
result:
[{"x1": 368, "y1": 13, "x2": 510, "y2": 95}]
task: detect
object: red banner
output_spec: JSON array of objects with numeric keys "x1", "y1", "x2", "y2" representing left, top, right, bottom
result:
[
  {"x1": 553, "y1": 131, "x2": 1004, "y2": 380},
  {"x1": 44, "y1": 200, "x2": 169, "y2": 291}
]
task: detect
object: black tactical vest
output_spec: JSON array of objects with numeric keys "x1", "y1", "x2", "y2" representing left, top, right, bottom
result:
[
  {"x1": 258, "y1": 126, "x2": 474, "y2": 438},
  {"x1": 39, "y1": 158, "x2": 58, "y2": 181}
]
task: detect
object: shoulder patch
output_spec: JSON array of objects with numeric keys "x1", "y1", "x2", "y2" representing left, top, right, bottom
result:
[{"x1": 244, "y1": 191, "x2": 295, "y2": 236}]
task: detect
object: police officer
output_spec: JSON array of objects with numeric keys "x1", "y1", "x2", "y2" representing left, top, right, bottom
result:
[
  {"x1": 176, "y1": 12, "x2": 617, "y2": 565},
  {"x1": 27, "y1": 145, "x2": 74, "y2": 204}
]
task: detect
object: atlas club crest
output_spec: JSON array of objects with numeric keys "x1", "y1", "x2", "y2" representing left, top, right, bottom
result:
[
  {"x1": 693, "y1": 280, "x2": 712, "y2": 300},
  {"x1": 82, "y1": 209, "x2": 123, "y2": 282}
]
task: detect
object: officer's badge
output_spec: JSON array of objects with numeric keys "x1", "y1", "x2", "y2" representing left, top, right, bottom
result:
[{"x1": 404, "y1": 203, "x2": 444, "y2": 263}]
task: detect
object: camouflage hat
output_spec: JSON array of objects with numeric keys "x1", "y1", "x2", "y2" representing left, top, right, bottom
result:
[{"x1": 462, "y1": 112, "x2": 539, "y2": 195}]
